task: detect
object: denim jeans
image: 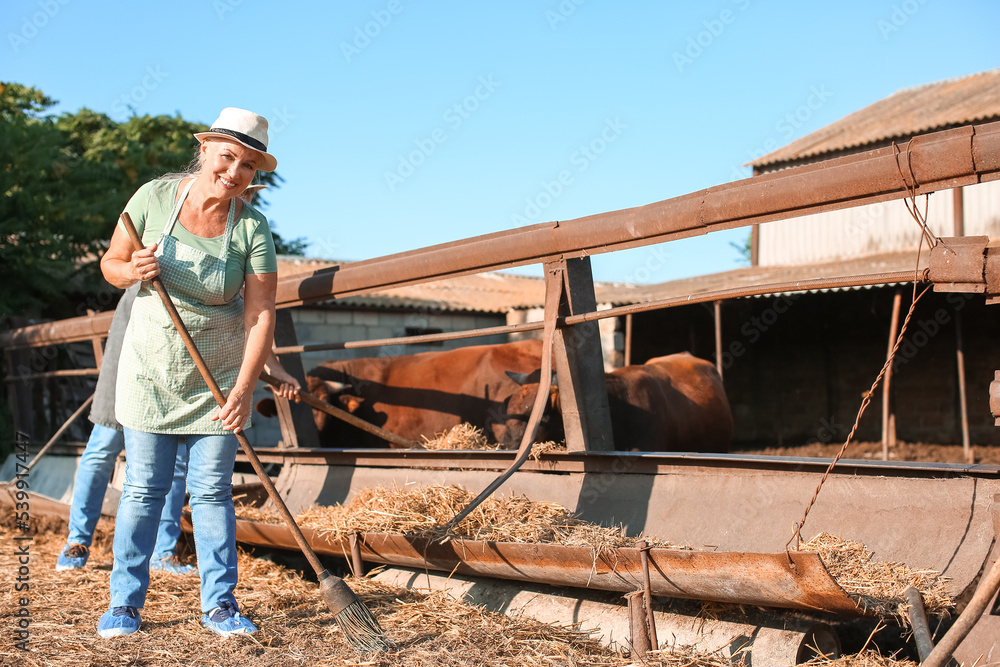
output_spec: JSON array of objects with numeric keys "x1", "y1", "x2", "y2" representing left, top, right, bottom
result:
[
  {"x1": 111, "y1": 428, "x2": 239, "y2": 612},
  {"x1": 67, "y1": 423, "x2": 189, "y2": 561}
]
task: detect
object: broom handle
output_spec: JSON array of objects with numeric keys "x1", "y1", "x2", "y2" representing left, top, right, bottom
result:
[{"x1": 119, "y1": 213, "x2": 328, "y2": 579}]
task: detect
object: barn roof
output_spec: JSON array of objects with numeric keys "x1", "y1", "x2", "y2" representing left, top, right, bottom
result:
[
  {"x1": 276, "y1": 256, "x2": 559, "y2": 313},
  {"x1": 614, "y1": 249, "x2": 928, "y2": 304},
  {"x1": 278, "y1": 249, "x2": 923, "y2": 316},
  {"x1": 748, "y1": 68, "x2": 1000, "y2": 170}
]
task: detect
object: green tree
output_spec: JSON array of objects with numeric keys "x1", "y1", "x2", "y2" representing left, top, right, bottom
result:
[{"x1": 0, "y1": 82, "x2": 305, "y2": 325}]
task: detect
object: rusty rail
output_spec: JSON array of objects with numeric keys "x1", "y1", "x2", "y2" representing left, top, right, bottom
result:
[{"x1": 214, "y1": 517, "x2": 866, "y2": 616}]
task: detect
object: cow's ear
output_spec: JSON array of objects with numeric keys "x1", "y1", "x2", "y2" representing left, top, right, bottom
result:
[
  {"x1": 339, "y1": 394, "x2": 365, "y2": 413},
  {"x1": 548, "y1": 385, "x2": 560, "y2": 410},
  {"x1": 255, "y1": 398, "x2": 278, "y2": 418}
]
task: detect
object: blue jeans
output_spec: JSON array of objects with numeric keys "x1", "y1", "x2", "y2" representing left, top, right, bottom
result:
[
  {"x1": 111, "y1": 428, "x2": 239, "y2": 612},
  {"x1": 67, "y1": 423, "x2": 188, "y2": 561}
]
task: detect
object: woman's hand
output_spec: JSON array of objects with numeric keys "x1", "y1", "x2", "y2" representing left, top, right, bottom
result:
[
  {"x1": 212, "y1": 387, "x2": 253, "y2": 433},
  {"x1": 130, "y1": 243, "x2": 160, "y2": 282},
  {"x1": 271, "y1": 373, "x2": 301, "y2": 402}
]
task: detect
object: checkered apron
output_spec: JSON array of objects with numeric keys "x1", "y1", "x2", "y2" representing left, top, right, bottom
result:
[{"x1": 116, "y1": 180, "x2": 247, "y2": 434}]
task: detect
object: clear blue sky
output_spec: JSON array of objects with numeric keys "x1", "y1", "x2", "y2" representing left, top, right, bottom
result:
[{"x1": 5, "y1": 0, "x2": 998, "y2": 285}]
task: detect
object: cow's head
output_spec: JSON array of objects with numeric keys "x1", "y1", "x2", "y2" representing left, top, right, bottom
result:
[{"x1": 494, "y1": 371, "x2": 562, "y2": 448}]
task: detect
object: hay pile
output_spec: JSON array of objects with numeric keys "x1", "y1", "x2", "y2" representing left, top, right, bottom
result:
[
  {"x1": 800, "y1": 533, "x2": 953, "y2": 617},
  {"x1": 293, "y1": 484, "x2": 675, "y2": 549},
  {"x1": 419, "y1": 422, "x2": 566, "y2": 457}
]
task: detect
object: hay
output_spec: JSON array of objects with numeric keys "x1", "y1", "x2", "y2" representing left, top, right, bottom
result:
[
  {"x1": 0, "y1": 514, "x2": 723, "y2": 667},
  {"x1": 418, "y1": 422, "x2": 567, "y2": 457},
  {"x1": 293, "y1": 484, "x2": 675, "y2": 550},
  {"x1": 799, "y1": 532, "x2": 953, "y2": 617},
  {"x1": 805, "y1": 650, "x2": 917, "y2": 667}
]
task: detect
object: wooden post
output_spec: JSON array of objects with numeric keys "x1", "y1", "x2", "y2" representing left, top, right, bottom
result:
[
  {"x1": 546, "y1": 257, "x2": 614, "y2": 452},
  {"x1": 882, "y1": 290, "x2": 903, "y2": 461},
  {"x1": 750, "y1": 224, "x2": 760, "y2": 266},
  {"x1": 271, "y1": 309, "x2": 319, "y2": 448},
  {"x1": 956, "y1": 312, "x2": 972, "y2": 463},
  {"x1": 713, "y1": 300, "x2": 723, "y2": 380}
]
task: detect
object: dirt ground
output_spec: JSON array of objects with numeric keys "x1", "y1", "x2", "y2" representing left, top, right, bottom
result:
[{"x1": 736, "y1": 439, "x2": 1000, "y2": 464}]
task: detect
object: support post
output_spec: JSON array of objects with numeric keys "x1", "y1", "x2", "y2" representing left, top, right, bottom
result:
[
  {"x1": 956, "y1": 312, "x2": 972, "y2": 463},
  {"x1": 623, "y1": 313, "x2": 632, "y2": 367},
  {"x1": 953, "y1": 186, "x2": 965, "y2": 237},
  {"x1": 714, "y1": 300, "x2": 723, "y2": 381},
  {"x1": 882, "y1": 290, "x2": 902, "y2": 461},
  {"x1": 546, "y1": 257, "x2": 614, "y2": 452},
  {"x1": 271, "y1": 309, "x2": 319, "y2": 449}
]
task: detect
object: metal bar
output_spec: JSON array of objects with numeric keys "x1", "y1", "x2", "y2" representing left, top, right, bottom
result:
[
  {"x1": 11, "y1": 393, "x2": 95, "y2": 481},
  {"x1": 225, "y1": 523, "x2": 867, "y2": 615},
  {"x1": 272, "y1": 123, "x2": 999, "y2": 308},
  {"x1": 904, "y1": 586, "x2": 935, "y2": 661},
  {"x1": 714, "y1": 300, "x2": 723, "y2": 380},
  {"x1": 638, "y1": 540, "x2": 658, "y2": 650},
  {"x1": 956, "y1": 312, "x2": 972, "y2": 463},
  {"x1": 446, "y1": 267, "x2": 562, "y2": 528},
  {"x1": 953, "y1": 187, "x2": 965, "y2": 237},
  {"x1": 623, "y1": 313, "x2": 633, "y2": 367},
  {"x1": 882, "y1": 290, "x2": 903, "y2": 460},
  {"x1": 350, "y1": 532, "x2": 364, "y2": 578},
  {"x1": 3, "y1": 368, "x2": 99, "y2": 383},
  {"x1": 0, "y1": 310, "x2": 115, "y2": 350}
]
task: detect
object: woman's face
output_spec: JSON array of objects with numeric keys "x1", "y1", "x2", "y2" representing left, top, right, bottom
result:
[{"x1": 200, "y1": 139, "x2": 260, "y2": 199}]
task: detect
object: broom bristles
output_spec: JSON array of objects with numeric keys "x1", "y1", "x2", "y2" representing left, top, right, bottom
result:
[{"x1": 337, "y1": 598, "x2": 394, "y2": 654}]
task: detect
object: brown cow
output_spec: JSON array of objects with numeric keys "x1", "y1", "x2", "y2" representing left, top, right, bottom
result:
[
  {"x1": 256, "y1": 339, "x2": 544, "y2": 447},
  {"x1": 497, "y1": 352, "x2": 732, "y2": 452}
]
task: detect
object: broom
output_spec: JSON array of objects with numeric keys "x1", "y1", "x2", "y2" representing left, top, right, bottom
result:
[{"x1": 119, "y1": 212, "x2": 392, "y2": 653}]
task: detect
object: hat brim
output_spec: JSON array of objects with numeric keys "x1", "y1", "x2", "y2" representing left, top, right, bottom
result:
[{"x1": 194, "y1": 131, "x2": 277, "y2": 172}]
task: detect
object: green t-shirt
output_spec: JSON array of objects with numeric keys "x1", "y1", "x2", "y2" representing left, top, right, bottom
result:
[{"x1": 120, "y1": 178, "x2": 277, "y2": 302}]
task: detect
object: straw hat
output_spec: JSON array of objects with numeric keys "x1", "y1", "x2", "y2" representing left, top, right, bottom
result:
[{"x1": 194, "y1": 107, "x2": 277, "y2": 172}]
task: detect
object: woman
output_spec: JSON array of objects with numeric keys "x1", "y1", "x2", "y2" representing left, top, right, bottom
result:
[{"x1": 98, "y1": 108, "x2": 280, "y2": 638}]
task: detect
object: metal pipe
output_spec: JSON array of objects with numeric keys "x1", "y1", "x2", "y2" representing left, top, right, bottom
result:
[
  {"x1": 637, "y1": 540, "x2": 658, "y2": 650},
  {"x1": 623, "y1": 313, "x2": 633, "y2": 367},
  {"x1": 349, "y1": 532, "x2": 364, "y2": 578},
  {"x1": 904, "y1": 586, "x2": 935, "y2": 661},
  {"x1": 883, "y1": 290, "x2": 903, "y2": 460},
  {"x1": 4, "y1": 368, "x2": 99, "y2": 383},
  {"x1": 9, "y1": 393, "x2": 94, "y2": 482},
  {"x1": 956, "y1": 313, "x2": 972, "y2": 463},
  {"x1": 713, "y1": 300, "x2": 723, "y2": 380},
  {"x1": 273, "y1": 123, "x2": 1000, "y2": 307}
]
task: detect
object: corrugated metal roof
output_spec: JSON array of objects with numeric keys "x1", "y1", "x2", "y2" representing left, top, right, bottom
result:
[
  {"x1": 601, "y1": 249, "x2": 928, "y2": 304},
  {"x1": 276, "y1": 257, "x2": 549, "y2": 313},
  {"x1": 748, "y1": 69, "x2": 1000, "y2": 169}
]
